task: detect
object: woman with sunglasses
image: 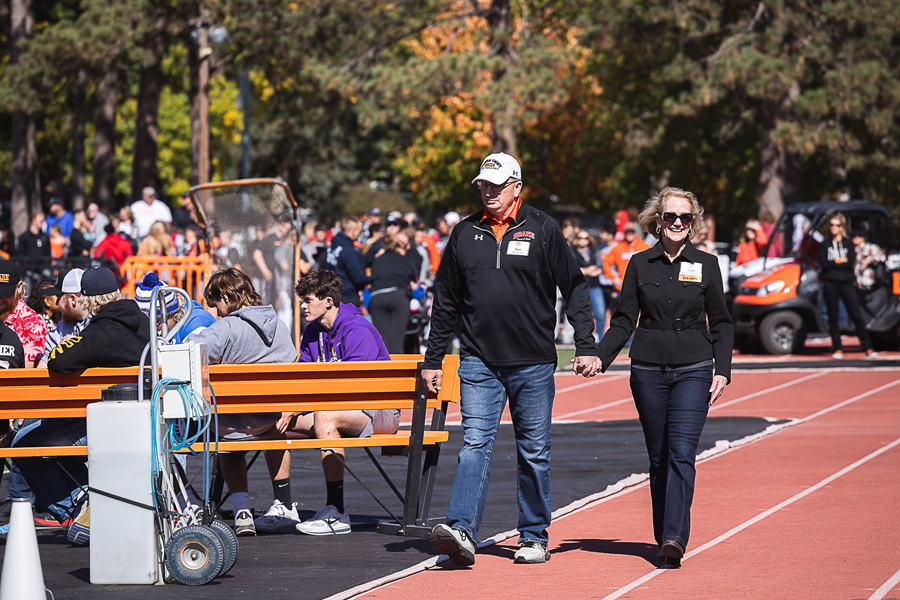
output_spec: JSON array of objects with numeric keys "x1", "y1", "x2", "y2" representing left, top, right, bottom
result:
[
  {"x1": 581, "y1": 187, "x2": 733, "y2": 567},
  {"x1": 818, "y1": 213, "x2": 875, "y2": 359}
]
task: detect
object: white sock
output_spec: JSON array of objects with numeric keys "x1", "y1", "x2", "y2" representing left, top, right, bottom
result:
[{"x1": 231, "y1": 492, "x2": 250, "y2": 514}]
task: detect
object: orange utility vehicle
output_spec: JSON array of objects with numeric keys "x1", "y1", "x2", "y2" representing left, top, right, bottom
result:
[{"x1": 732, "y1": 200, "x2": 900, "y2": 355}]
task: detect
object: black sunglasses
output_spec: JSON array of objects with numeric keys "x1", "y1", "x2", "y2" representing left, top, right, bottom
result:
[{"x1": 662, "y1": 212, "x2": 694, "y2": 226}]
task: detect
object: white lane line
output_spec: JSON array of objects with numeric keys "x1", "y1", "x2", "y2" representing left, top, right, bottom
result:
[
  {"x1": 710, "y1": 371, "x2": 827, "y2": 411},
  {"x1": 555, "y1": 373, "x2": 628, "y2": 394},
  {"x1": 601, "y1": 434, "x2": 900, "y2": 600},
  {"x1": 556, "y1": 371, "x2": 829, "y2": 421},
  {"x1": 799, "y1": 378, "x2": 900, "y2": 422},
  {"x1": 556, "y1": 397, "x2": 633, "y2": 420},
  {"x1": 344, "y1": 378, "x2": 898, "y2": 600},
  {"x1": 869, "y1": 567, "x2": 900, "y2": 600}
]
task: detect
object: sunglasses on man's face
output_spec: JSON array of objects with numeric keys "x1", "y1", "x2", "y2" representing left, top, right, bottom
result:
[{"x1": 662, "y1": 212, "x2": 694, "y2": 226}]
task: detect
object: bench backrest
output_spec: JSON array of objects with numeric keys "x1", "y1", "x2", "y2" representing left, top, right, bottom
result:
[{"x1": 0, "y1": 355, "x2": 460, "y2": 420}]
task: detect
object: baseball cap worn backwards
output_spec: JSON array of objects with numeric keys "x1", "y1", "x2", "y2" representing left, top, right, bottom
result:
[
  {"x1": 472, "y1": 152, "x2": 522, "y2": 186},
  {"x1": 81, "y1": 267, "x2": 119, "y2": 296},
  {"x1": 47, "y1": 268, "x2": 85, "y2": 297},
  {"x1": 0, "y1": 260, "x2": 22, "y2": 296}
]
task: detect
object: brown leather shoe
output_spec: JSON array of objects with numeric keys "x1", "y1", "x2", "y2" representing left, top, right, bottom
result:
[{"x1": 660, "y1": 540, "x2": 684, "y2": 567}]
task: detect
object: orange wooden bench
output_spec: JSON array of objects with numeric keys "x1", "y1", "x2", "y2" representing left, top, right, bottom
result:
[{"x1": 0, "y1": 355, "x2": 460, "y2": 536}]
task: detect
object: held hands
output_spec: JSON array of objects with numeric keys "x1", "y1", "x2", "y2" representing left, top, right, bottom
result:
[
  {"x1": 571, "y1": 355, "x2": 601, "y2": 378},
  {"x1": 423, "y1": 369, "x2": 443, "y2": 394},
  {"x1": 709, "y1": 375, "x2": 728, "y2": 406}
]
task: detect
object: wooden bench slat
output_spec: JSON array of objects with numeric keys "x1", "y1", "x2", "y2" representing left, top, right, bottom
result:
[
  {"x1": 179, "y1": 431, "x2": 450, "y2": 453},
  {"x1": 0, "y1": 431, "x2": 451, "y2": 458}
]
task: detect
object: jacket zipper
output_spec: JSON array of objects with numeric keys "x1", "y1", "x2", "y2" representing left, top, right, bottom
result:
[{"x1": 473, "y1": 218, "x2": 528, "y2": 269}]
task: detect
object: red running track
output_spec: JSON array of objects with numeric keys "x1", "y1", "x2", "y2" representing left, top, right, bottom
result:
[{"x1": 358, "y1": 368, "x2": 900, "y2": 600}]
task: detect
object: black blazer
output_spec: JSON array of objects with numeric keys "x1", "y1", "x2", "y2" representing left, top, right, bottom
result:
[{"x1": 596, "y1": 241, "x2": 734, "y2": 381}]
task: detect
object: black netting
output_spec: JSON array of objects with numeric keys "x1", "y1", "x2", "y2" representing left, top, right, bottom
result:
[{"x1": 191, "y1": 181, "x2": 299, "y2": 341}]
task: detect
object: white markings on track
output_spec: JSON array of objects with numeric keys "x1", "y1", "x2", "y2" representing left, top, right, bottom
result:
[
  {"x1": 555, "y1": 397, "x2": 633, "y2": 420},
  {"x1": 710, "y1": 371, "x2": 827, "y2": 411},
  {"x1": 597, "y1": 376, "x2": 900, "y2": 600},
  {"x1": 869, "y1": 566, "x2": 900, "y2": 600},
  {"x1": 601, "y1": 434, "x2": 900, "y2": 600},
  {"x1": 555, "y1": 373, "x2": 628, "y2": 394}
]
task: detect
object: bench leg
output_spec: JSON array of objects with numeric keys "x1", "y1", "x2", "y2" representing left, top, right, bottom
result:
[{"x1": 376, "y1": 364, "x2": 437, "y2": 537}]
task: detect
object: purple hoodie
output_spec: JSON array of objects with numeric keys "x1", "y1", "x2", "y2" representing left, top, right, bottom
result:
[{"x1": 299, "y1": 302, "x2": 390, "y2": 363}]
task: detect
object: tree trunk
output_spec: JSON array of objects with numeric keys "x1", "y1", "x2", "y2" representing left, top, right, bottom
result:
[
  {"x1": 758, "y1": 82, "x2": 802, "y2": 221},
  {"x1": 70, "y1": 70, "x2": 87, "y2": 212},
  {"x1": 132, "y1": 16, "x2": 166, "y2": 198},
  {"x1": 93, "y1": 66, "x2": 118, "y2": 214},
  {"x1": 486, "y1": 0, "x2": 516, "y2": 156},
  {"x1": 10, "y1": 0, "x2": 34, "y2": 237}
]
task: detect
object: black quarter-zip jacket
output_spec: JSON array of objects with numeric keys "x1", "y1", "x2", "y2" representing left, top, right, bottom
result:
[
  {"x1": 424, "y1": 203, "x2": 596, "y2": 369},
  {"x1": 596, "y1": 241, "x2": 734, "y2": 381}
]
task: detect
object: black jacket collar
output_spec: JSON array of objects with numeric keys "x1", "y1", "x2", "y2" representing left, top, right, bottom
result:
[{"x1": 647, "y1": 240, "x2": 702, "y2": 263}]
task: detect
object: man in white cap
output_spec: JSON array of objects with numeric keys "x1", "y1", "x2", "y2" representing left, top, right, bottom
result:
[
  {"x1": 38, "y1": 268, "x2": 90, "y2": 368},
  {"x1": 130, "y1": 186, "x2": 173, "y2": 239},
  {"x1": 423, "y1": 152, "x2": 599, "y2": 566}
]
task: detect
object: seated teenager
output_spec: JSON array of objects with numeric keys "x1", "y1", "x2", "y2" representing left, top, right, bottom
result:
[
  {"x1": 134, "y1": 272, "x2": 215, "y2": 340},
  {"x1": 184, "y1": 268, "x2": 296, "y2": 536},
  {"x1": 15, "y1": 267, "x2": 151, "y2": 544},
  {"x1": 259, "y1": 269, "x2": 395, "y2": 535}
]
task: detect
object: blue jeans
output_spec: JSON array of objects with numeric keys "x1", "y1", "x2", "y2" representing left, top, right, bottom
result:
[
  {"x1": 447, "y1": 357, "x2": 555, "y2": 544},
  {"x1": 5, "y1": 420, "x2": 36, "y2": 503},
  {"x1": 11, "y1": 418, "x2": 88, "y2": 524},
  {"x1": 629, "y1": 366, "x2": 712, "y2": 550},
  {"x1": 588, "y1": 286, "x2": 606, "y2": 339}
]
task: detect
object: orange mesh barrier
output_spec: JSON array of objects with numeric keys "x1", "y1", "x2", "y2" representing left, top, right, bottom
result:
[
  {"x1": 894, "y1": 271, "x2": 900, "y2": 296},
  {"x1": 120, "y1": 255, "x2": 212, "y2": 305}
]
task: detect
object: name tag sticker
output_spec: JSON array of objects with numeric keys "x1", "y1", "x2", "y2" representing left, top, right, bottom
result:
[
  {"x1": 678, "y1": 261, "x2": 703, "y2": 282},
  {"x1": 507, "y1": 241, "x2": 530, "y2": 256}
]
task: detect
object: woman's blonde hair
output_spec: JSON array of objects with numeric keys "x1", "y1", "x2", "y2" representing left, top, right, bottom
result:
[
  {"x1": 638, "y1": 187, "x2": 704, "y2": 240},
  {"x1": 80, "y1": 291, "x2": 125, "y2": 316},
  {"x1": 828, "y1": 213, "x2": 848, "y2": 238}
]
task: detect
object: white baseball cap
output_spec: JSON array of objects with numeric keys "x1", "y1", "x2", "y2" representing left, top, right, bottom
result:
[
  {"x1": 47, "y1": 268, "x2": 84, "y2": 297},
  {"x1": 471, "y1": 152, "x2": 522, "y2": 186}
]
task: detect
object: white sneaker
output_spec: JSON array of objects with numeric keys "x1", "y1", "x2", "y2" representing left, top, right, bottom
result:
[
  {"x1": 254, "y1": 500, "x2": 301, "y2": 533},
  {"x1": 514, "y1": 540, "x2": 550, "y2": 564},
  {"x1": 295, "y1": 505, "x2": 351, "y2": 535},
  {"x1": 429, "y1": 523, "x2": 476, "y2": 566}
]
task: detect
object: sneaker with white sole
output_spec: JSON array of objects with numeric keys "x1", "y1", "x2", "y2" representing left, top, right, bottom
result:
[
  {"x1": 234, "y1": 508, "x2": 256, "y2": 536},
  {"x1": 255, "y1": 500, "x2": 300, "y2": 533},
  {"x1": 514, "y1": 540, "x2": 550, "y2": 564},
  {"x1": 295, "y1": 505, "x2": 351, "y2": 535},
  {"x1": 429, "y1": 523, "x2": 476, "y2": 566}
]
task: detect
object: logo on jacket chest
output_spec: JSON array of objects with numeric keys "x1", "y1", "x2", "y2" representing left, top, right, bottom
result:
[
  {"x1": 513, "y1": 231, "x2": 535, "y2": 240},
  {"x1": 474, "y1": 234, "x2": 484, "y2": 241}
]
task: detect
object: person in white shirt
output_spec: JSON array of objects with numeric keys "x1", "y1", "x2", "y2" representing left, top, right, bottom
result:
[{"x1": 130, "y1": 187, "x2": 173, "y2": 239}]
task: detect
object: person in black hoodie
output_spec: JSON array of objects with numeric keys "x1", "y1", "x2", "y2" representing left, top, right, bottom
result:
[
  {"x1": 12, "y1": 267, "x2": 151, "y2": 543},
  {"x1": 818, "y1": 213, "x2": 875, "y2": 359},
  {"x1": 325, "y1": 217, "x2": 371, "y2": 307}
]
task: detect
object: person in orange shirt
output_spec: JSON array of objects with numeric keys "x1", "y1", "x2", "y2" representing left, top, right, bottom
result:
[
  {"x1": 735, "y1": 219, "x2": 768, "y2": 266},
  {"x1": 603, "y1": 222, "x2": 651, "y2": 290}
]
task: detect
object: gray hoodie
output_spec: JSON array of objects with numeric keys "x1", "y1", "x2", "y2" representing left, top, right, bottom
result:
[{"x1": 187, "y1": 305, "x2": 296, "y2": 439}]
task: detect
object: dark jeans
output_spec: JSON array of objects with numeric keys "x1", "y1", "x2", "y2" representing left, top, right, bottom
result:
[
  {"x1": 369, "y1": 289, "x2": 409, "y2": 354},
  {"x1": 822, "y1": 279, "x2": 872, "y2": 352},
  {"x1": 630, "y1": 366, "x2": 712, "y2": 550}
]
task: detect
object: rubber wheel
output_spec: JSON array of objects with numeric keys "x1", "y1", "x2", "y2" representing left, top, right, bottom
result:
[
  {"x1": 165, "y1": 525, "x2": 225, "y2": 586},
  {"x1": 759, "y1": 310, "x2": 803, "y2": 355},
  {"x1": 209, "y1": 519, "x2": 239, "y2": 576}
]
